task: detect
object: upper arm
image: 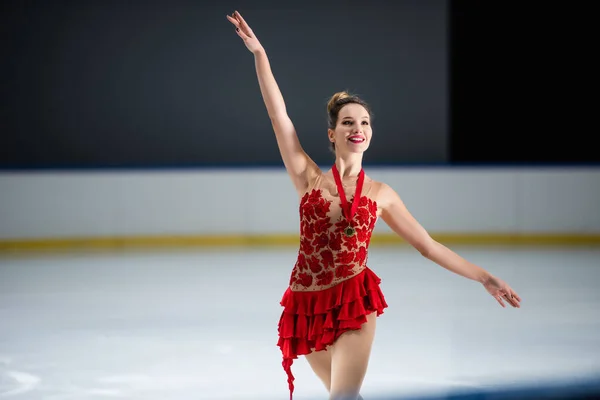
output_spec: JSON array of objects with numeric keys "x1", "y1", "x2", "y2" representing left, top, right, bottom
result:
[
  {"x1": 271, "y1": 114, "x2": 320, "y2": 194},
  {"x1": 378, "y1": 183, "x2": 435, "y2": 255}
]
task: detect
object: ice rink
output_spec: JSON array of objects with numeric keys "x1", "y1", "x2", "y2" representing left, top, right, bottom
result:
[{"x1": 1, "y1": 245, "x2": 599, "y2": 399}]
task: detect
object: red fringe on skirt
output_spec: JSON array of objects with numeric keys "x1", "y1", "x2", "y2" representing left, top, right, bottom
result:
[{"x1": 277, "y1": 267, "x2": 388, "y2": 400}]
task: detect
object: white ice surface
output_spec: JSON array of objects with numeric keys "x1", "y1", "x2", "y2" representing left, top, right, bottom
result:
[{"x1": 1, "y1": 246, "x2": 599, "y2": 399}]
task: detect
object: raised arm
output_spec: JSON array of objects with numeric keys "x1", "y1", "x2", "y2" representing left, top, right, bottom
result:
[
  {"x1": 227, "y1": 11, "x2": 319, "y2": 194},
  {"x1": 377, "y1": 183, "x2": 521, "y2": 308}
]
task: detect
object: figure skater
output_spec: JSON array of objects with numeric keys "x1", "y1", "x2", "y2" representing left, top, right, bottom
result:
[{"x1": 226, "y1": 11, "x2": 521, "y2": 400}]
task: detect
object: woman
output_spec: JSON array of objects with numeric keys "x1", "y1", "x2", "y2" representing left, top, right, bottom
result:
[{"x1": 226, "y1": 11, "x2": 521, "y2": 400}]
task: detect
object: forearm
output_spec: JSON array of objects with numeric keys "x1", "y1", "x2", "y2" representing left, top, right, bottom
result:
[
  {"x1": 424, "y1": 241, "x2": 492, "y2": 283},
  {"x1": 253, "y1": 48, "x2": 287, "y2": 119}
]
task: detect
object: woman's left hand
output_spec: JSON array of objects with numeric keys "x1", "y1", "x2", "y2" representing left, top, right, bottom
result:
[{"x1": 482, "y1": 275, "x2": 521, "y2": 308}]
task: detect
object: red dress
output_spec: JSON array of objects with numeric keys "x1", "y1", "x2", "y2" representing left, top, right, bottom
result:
[{"x1": 277, "y1": 170, "x2": 389, "y2": 399}]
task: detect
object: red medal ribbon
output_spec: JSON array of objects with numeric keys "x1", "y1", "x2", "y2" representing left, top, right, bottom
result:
[{"x1": 332, "y1": 164, "x2": 365, "y2": 225}]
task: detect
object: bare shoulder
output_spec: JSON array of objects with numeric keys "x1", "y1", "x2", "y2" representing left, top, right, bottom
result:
[{"x1": 370, "y1": 180, "x2": 401, "y2": 211}]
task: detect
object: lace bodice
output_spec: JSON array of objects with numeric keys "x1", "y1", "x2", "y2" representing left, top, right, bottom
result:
[{"x1": 288, "y1": 170, "x2": 382, "y2": 292}]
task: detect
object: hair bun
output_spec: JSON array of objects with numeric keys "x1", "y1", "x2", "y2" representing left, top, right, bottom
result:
[{"x1": 327, "y1": 91, "x2": 351, "y2": 113}]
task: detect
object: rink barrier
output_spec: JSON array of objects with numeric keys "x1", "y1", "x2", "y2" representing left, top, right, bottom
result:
[{"x1": 1, "y1": 233, "x2": 599, "y2": 252}]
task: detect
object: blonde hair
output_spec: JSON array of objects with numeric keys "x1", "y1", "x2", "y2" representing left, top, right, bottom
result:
[
  {"x1": 326, "y1": 91, "x2": 372, "y2": 152},
  {"x1": 327, "y1": 91, "x2": 352, "y2": 115}
]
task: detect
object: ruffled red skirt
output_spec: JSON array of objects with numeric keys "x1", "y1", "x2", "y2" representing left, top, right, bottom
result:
[{"x1": 277, "y1": 267, "x2": 388, "y2": 400}]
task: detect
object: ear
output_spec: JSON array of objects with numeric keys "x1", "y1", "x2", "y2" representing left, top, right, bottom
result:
[{"x1": 327, "y1": 128, "x2": 335, "y2": 143}]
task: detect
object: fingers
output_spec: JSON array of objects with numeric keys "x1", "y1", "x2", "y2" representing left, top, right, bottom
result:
[
  {"x1": 226, "y1": 14, "x2": 239, "y2": 28},
  {"x1": 236, "y1": 27, "x2": 250, "y2": 41},
  {"x1": 226, "y1": 11, "x2": 252, "y2": 37},
  {"x1": 503, "y1": 285, "x2": 521, "y2": 308},
  {"x1": 511, "y1": 290, "x2": 522, "y2": 303},
  {"x1": 504, "y1": 293, "x2": 519, "y2": 308},
  {"x1": 490, "y1": 285, "x2": 521, "y2": 308},
  {"x1": 495, "y1": 295, "x2": 506, "y2": 308},
  {"x1": 234, "y1": 10, "x2": 251, "y2": 31},
  {"x1": 226, "y1": 14, "x2": 251, "y2": 41},
  {"x1": 499, "y1": 288, "x2": 521, "y2": 308}
]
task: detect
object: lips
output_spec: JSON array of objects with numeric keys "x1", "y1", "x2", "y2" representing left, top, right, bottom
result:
[{"x1": 348, "y1": 136, "x2": 365, "y2": 143}]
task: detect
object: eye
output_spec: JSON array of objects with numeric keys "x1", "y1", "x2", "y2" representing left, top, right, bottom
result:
[
  {"x1": 342, "y1": 120, "x2": 352, "y2": 125},
  {"x1": 362, "y1": 121, "x2": 369, "y2": 125}
]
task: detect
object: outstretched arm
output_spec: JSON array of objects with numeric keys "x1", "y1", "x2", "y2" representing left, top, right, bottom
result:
[
  {"x1": 227, "y1": 11, "x2": 318, "y2": 194},
  {"x1": 378, "y1": 183, "x2": 521, "y2": 308}
]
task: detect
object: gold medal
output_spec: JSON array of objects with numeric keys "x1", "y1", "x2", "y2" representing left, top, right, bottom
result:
[
  {"x1": 332, "y1": 164, "x2": 365, "y2": 238},
  {"x1": 344, "y1": 226, "x2": 356, "y2": 237}
]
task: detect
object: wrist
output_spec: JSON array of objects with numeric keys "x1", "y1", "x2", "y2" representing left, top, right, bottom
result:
[
  {"x1": 252, "y1": 46, "x2": 266, "y2": 56},
  {"x1": 477, "y1": 270, "x2": 493, "y2": 284}
]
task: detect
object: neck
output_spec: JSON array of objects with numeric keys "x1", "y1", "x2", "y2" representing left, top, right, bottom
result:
[{"x1": 334, "y1": 153, "x2": 363, "y2": 178}]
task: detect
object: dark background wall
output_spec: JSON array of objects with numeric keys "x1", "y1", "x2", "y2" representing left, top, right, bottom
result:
[
  {"x1": 450, "y1": 2, "x2": 597, "y2": 165},
  {"x1": 1, "y1": 0, "x2": 597, "y2": 169},
  {"x1": 1, "y1": 0, "x2": 447, "y2": 168}
]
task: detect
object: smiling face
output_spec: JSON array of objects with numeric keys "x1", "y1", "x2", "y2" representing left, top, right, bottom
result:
[{"x1": 328, "y1": 103, "x2": 372, "y2": 155}]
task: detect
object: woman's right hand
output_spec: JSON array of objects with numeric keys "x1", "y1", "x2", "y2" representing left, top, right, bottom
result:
[{"x1": 227, "y1": 11, "x2": 264, "y2": 54}]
